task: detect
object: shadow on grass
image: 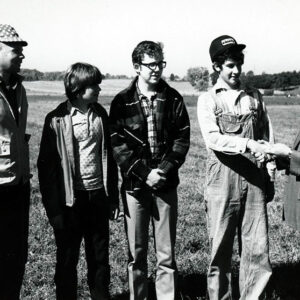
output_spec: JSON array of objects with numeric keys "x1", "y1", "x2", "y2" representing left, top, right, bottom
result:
[
  {"x1": 112, "y1": 262, "x2": 300, "y2": 299},
  {"x1": 112, "y1": 274, "x2": 208, "y2": 300},
  {"x1": 266, "y1": 261, "x2": 300, "y2": 299}
]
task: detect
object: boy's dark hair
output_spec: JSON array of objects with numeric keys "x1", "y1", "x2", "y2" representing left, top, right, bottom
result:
[
  {"x1": 132, "y1": 41, "x2": 164, "y2": 64},
  {"x1": 213, "y1": 48, "x2": 244, "y2": 72},
  {"x1": 64, "y1": 62, "x2": 102, "y2": 101}
]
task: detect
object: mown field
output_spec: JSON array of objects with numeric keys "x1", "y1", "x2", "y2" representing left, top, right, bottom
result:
[
  {"x1": 23, "y1": 79, "x2": 199, "y2": 97},
  {"x1": 22, "y1": 93, "x2": 300, "y2": 300}
]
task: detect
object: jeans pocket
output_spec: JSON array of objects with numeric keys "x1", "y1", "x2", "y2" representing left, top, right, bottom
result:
[{"x1": 206, "y1": 158, "x2": 221, "y2": 186}]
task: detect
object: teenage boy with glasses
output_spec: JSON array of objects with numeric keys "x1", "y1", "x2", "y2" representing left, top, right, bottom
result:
[{"x1": 109, "y1": 40, "x2": 190, "y2": 300}]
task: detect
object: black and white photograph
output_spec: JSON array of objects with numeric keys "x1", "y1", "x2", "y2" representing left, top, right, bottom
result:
[{"x1": 0, "y1": 0, "x2": 299, "y2": 299}]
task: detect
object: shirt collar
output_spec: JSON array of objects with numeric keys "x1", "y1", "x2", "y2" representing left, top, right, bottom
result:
[
  {"x1": 68, "y1": 100, "x2": 95, "y2": 116},
  {"x1": 136, "y1": 82, "x2": 157, "y2": 100},
  {"x1": 213, "y1": 78, "x2": 254, "y2": 95}
]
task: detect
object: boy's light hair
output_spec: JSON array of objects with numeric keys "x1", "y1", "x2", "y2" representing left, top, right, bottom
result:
[
  {"x1": 132, "y1": 41, "x2": 164, "y2": 64},
  {"x1": 64, "y1": 62, "x2": 102, "y2": 101}
]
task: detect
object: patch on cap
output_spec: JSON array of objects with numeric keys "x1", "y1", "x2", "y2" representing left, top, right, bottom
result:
[{"x1": 221, "y1": 38, "x2": 235, "y2": 46}]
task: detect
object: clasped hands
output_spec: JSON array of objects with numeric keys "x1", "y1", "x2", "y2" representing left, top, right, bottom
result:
[
  {"x1": 247, "y1": 139, "x2": 292, "y2": 162},
  {"x1": 146, "y1": 168, "x2": 166, "y2": 190}
]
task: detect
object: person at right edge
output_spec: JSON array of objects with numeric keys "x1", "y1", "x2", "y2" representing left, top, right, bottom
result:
[
  {"x1": 263, "y1": 137, "x2": 300, "y2": 231},
  {"x1": 197, "y1": 35, "x2": 275, "y2": 299}
]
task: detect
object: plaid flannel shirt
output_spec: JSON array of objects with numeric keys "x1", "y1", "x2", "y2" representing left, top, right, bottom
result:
[{"x1": 136, "y1": 84, "x2": 160, "y2": 159}]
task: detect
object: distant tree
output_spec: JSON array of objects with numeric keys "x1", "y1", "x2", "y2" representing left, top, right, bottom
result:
[
  {"x1": 186, "y1": 67, "x2": 210, "y2": 91},
  {"x1": 174, "y1": 75, "x2": 181, "y2": 81},
  {"x1": 20, "y1": 69, "x2": 43, "y2": 81},
  {"x1": 43, "y1": 71, "x2": 65, "y2": 81},
  {"x1": 169, "y1": 73, "x2": 175, "y2": 81},
  {"x1": 246, "y1": 70, "x2": 254, "y2": 77}
]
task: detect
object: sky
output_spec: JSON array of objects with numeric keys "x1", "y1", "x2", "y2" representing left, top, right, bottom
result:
[{"x1": 2, "y1": 0, "x2": 300, "y2": 77}]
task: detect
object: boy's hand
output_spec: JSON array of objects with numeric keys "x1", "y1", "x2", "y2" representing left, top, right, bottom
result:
[
  {"x1": 247, "y1": 139, "x2": 270, "y2": 163},
  {"x1": 265, "y1": 143, "x2": 292, "y2": 158},
  {"x1": 247, "y1": 139, "x2": 269, "y2": 154},
  {"x1": 50, "y1": 214, "x2": 65, "y2": 230},
  {"x1": 146, "y1": 168, "x2": 166, "y2": 190},
  {"x1": 109, "y1": 203, "x2": 120, "y2": 221}
]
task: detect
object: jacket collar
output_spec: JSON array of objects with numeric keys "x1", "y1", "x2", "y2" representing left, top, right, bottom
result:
[
  {"x1": 125, "y1": 76, "x2": 170, "y2": 97},
  {"x1": 66, "y1": 100, "x2": 105, "y2": 118},
  {"x1": 0, "y1": 73, "x2": 23, "y2": 89}
]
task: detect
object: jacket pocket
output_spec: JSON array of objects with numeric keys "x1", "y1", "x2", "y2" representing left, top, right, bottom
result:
[
  {"x1": 0, "y1": 136, "x2": 10, "y2": 156},
  {"x1": 124, "y1": 128, "x2": 146, "y2": 147}
]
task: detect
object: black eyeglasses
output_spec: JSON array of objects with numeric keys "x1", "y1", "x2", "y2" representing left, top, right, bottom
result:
[{"x1": 140, "y1": 61, "x2": 167, "y2": 71}]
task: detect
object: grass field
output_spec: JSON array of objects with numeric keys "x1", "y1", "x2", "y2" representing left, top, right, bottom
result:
[
  {"x1": 22, "y1": 94, "x2": 300, "y2": 300},
  {"x1": 23, "y1": 79, "x2": 199, "y2": 96}
]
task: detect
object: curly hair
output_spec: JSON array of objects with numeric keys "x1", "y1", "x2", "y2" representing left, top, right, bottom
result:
[
  {"x1": 213, "y1": 48, "x2": 244, "y2": 72},
  {"x1": 132, "y1": 41, "x2": 164, "y2": 64},
  {"x1": 64, "y1": 62, "x2": 102, "y2": 101}
]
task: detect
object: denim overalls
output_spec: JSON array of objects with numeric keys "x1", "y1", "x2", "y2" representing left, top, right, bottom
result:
[{"x1": 205, "y1": 90, "x2": 272, "y2": 300}]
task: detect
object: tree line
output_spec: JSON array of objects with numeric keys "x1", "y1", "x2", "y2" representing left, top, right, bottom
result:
[
  {"x1": 20, "y1": 69, "x2": 65, "y2": 81},
  {"x1": 19, "y1": 69, "x2": 134, "y2": 81},
  {"x1": 186, "y1": 67, "x2": 300, "y2": 91},
  {"x1": 20, "y1": 68, "x2": 300, "y2": 92}
]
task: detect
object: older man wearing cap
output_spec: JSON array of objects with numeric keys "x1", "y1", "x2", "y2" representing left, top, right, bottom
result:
[
  {"x1": 0, "y1": 24, "x2": 30, "y2": 299},
  {"x1": 197, "y1": 35, "x2": 274, "y2": 299}
]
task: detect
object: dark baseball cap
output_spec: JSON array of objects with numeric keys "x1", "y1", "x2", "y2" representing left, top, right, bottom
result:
[{"x1": 209, "y1": 35, "x2": 245, "y2": 62}]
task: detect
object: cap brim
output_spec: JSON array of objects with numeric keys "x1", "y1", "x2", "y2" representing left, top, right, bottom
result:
[
  {"x1": 234, "y1": 44, "x2": 246, "y2": 51},
  {"x1": 0, "y1": 40, "x2": 28, "y2": 47}
]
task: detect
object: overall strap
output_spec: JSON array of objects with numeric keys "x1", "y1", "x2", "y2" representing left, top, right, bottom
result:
[
  {"x1": 209, "y1": 89, "x2": 223, "y2": 116},
  {"x1": 246, "y1": 90, "x2": 257, "y2": 111}
]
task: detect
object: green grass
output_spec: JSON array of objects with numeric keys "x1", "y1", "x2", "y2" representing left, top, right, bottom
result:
[{"x1": 23, "y1": 96, "x2": 300, "y2": 299}]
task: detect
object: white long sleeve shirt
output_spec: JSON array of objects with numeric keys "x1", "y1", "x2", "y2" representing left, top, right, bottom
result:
[{"x1": 197, "y1": 79, "x2": 274, "y2": 153}]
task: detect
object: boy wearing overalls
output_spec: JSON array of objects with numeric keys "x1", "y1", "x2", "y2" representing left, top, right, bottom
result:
[{"x1": 198, "y1": 35, "x2": 274, "y2": 299}]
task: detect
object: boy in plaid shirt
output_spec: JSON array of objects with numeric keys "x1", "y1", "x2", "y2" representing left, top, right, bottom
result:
[{"x1": 109, "y1": 41, "x2": 190, "y2": 300}]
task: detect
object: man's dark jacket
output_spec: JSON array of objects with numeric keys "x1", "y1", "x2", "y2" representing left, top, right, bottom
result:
[{"x1": 109, "y1": 77, "x2": 190, "y2": 193}]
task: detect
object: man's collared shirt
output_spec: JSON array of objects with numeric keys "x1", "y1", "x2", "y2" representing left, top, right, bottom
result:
[
  {"x1": 70, "y1": 103, "x2": 104, "y2": 190},
  {"x1": 197, "y1": 78, "x2": 274, "y2": 154},
  {"x1": 136, "y1": 84, "x2": 160, "y2": 159}
]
